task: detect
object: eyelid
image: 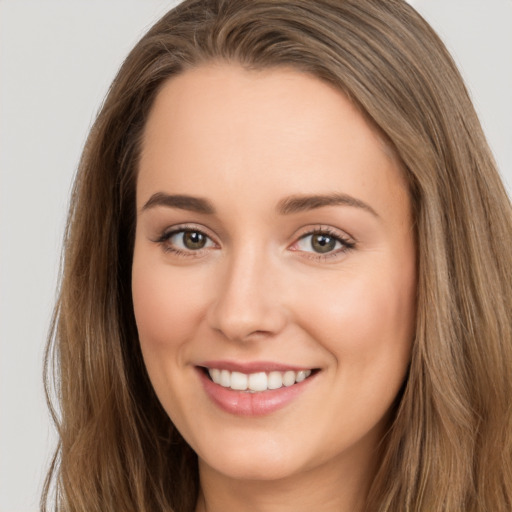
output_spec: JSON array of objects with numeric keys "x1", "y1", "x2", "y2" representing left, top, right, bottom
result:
[
  {"x1": 155, "y1": 223, "x2": 217, "y2": 241},
  {"x1": 292, "y1": 224, "x2": 355, "y2": 243},
  {"x1": 289, "y1": 225, "x2": 356, "y2": 260},
  {"x1": 154, "y1": 223, "x2": 219, "y2": 257}
]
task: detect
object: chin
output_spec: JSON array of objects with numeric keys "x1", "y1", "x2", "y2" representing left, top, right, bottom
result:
[
  {"x1": 200, "y1": 454, "x2": 303, "y2": 482},
  {"x1": 195, "y1": 432, "x2": 309, "y2": 482}
]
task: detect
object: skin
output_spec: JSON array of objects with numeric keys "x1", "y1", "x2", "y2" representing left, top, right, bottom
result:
[{"x1": 132, "y1": 63, "x2": 417, "y2": 512}]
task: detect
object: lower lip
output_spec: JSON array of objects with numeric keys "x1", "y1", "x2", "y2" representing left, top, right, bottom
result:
[{"x1": 197, "y1": 369, "x2": 316, "y2": 417}]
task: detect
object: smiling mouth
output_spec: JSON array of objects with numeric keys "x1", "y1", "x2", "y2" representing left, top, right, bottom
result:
[{"x1": 201, "y1": 367, "x2": 317, "y2": 392}]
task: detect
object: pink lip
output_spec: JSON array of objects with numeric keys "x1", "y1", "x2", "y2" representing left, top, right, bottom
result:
[{"x1": 196, "y1": 364, "x2": 318, "y2": 417}]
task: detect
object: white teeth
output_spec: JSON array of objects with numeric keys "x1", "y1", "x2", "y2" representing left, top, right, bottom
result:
[
  {"x1": 248, "y1": 372, "x2": 267, "y2": 391},
  {"x1": 220, "y1": 369, "x2": 231, "y2": 387},
  {"x1": 267, "y1": 371, "x2": 283, "y2": 390},
  {"x1": 299, "y1": 369, "x2": 312, "y2": 381},
  {"x1": 283, "y1": 370, "x2": 296, "y2": 387},
  {"x1": 207, "y1": 368, "x2": 312, "y2": 392},
  {"x1": 295, "y1": 370, "x2": 308, "y2": 382},
  {"x1": 210, "y1": 368, "x2": 221, "y2": 384},
  {"x1": 230, "y1": 371, "x2": 248, "y2": 390}
]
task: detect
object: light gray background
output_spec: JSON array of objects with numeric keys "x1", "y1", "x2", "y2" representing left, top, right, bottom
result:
[{"x1": 1, "y1": 1, "x2": 511, "y2": 511}]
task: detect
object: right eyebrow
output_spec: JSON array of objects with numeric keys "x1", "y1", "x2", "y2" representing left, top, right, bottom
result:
[{"x1": 140, "y1": 192, "x2": 216, "y2": 214}]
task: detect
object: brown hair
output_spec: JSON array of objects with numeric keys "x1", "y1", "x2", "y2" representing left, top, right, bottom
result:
[{"x1": 42, "y1": 1, "x2": 512, "y2": 510}]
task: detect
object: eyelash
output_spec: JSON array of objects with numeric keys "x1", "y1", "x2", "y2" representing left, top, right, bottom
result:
[
  {"x1": 155, "y1": 225, "x2": 215, "y2": 258},
  {"x1": 293, "y1": 226, "x2": 356, "y2": 261},
  {"x1": 154, "y1": 225, "x2": 356, "y2": 261}
]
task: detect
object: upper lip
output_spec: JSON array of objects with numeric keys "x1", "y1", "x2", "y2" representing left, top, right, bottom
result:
[{"x1": 198, "y1": 360, "x2": 316, "y2": 373}]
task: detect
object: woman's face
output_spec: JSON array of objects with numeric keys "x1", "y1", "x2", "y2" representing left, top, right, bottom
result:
[{"x1": 132, "y1": 64, "x2": 416, "y2": 483}]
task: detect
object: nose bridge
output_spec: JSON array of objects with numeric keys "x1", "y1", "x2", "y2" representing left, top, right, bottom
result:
[{"x1": 208, "y1": 238, "x2": 285, "y2": 341}]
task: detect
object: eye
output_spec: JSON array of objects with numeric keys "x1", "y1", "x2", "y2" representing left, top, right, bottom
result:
[
  {"x1": 172, "y1": 230, "x2": 211, "y2": 250},
  {"x1": 298, "y1": 233, "x2": 340, "y2": 253},
  {"x1": 157, "y1": 227, "x2": 216, "y2": 255},
  {"x1": 292, "y1": 228, "x2": 355, "y2": 258}
]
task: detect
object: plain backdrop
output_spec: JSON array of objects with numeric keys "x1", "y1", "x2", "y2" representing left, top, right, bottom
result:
[{"x1": 0, "y1": 1, "x2": 511, "y2": 511}]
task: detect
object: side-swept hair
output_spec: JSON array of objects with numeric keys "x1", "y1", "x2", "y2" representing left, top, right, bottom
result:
[{"x1": 43, "y1": 1, "x2": 512, "y2": 510}]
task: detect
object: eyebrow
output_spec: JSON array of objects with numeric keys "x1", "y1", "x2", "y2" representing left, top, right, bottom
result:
[
  {"x1": 141, "y1": 191, "x2": 378, "y2": 217},
  {"x1": 141, "y1": 192, "x2": 216, "y2": 214},
  {"x1": 277, "y1": 193, "x2": 378, "y2": 217}
]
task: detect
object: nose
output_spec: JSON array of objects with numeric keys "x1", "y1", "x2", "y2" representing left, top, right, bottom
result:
[{"x1": 207, "y1": 245, "x2": 288, "y2": 343}]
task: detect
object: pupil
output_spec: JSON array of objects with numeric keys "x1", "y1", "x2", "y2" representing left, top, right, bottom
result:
[
  {"x1": 312, "y1": 234, "x2": 336, "y2": 253},
  {"x1": 183, "y1": 231, "x2": 206, "y2": 250}
]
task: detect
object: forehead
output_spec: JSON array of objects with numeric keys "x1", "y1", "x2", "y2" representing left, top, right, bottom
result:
[
  {"x1": 140, "y1": 63, "x2": 393, "y2": 162},
  {"x1": 137, "y1": 63, "x2": 409, "y2": 221}
]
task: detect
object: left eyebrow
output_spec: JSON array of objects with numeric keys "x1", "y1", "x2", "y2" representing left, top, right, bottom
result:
[{"x1": 277, "y1": 193, "x2": 379, "y2": 217}]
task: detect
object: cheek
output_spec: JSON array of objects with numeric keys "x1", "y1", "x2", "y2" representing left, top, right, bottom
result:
[
  {"x1": 296, "y1": 259, "x2": 416, "y2": 368},
  {"x1": 131, "y1": 250, "x2": 211, "y2": 419},
  {"x1": 132, "y1": 271, "x2": 185, "y2": 347},
  {"x1": 131, "y1": 250, "x2": 209, "y2": 359}
]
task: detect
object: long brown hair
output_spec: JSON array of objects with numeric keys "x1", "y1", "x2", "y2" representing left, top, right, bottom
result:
[{"x1": 42, "y1": 1, "x2": 512, "y2": 510}]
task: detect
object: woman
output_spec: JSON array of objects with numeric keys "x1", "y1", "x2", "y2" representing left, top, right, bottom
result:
[{"x1": 42, "y1": 0, "x2": 512, "y2": 511}]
